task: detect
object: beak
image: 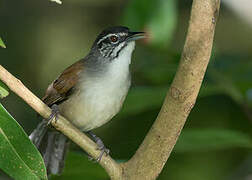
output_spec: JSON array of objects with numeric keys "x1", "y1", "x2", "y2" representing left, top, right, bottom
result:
[{"x1": 126, "y1": 31, "x2": 145, "y2": 42}]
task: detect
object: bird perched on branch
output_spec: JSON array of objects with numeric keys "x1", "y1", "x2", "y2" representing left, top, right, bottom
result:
[{"x1": 29, "y1": 26, "x2": 145, "y2": 175}]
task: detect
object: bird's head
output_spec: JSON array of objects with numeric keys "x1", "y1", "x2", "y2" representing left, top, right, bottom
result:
[{"x1": 91, "y1": 26, "x2": 144, "y2": 60}]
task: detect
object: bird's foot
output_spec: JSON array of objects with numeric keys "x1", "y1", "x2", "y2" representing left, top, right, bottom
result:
[
  {"x1": 47, "y1": 104, "x2": 60, "y2": 126},
  {"x1": 87, "y1": 131, "x2": 110, "y2": 162}
]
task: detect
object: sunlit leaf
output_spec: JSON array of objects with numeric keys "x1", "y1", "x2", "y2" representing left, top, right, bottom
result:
[
  {"x1": 174, "y1": 129, "x2": 252, "y2": 153},
  {"x1": 0, "y1": 38, "x2": 6, "y2": 48},
  {"x1": 50, "y1": 0, "x2": 62, "y2": 4},
  {"x1": 0, "y1": 103, "x2": 47, "y2": 180},
  {"x1": 0, "y1": 81, "x2": 9, "y2": 99}
]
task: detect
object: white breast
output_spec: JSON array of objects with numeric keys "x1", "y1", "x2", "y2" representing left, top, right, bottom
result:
[{"x1": 59, "y1": 42, "x2": 135, "y2": 131}]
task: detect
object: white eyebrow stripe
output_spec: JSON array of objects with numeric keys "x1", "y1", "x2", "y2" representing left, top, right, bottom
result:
[
  {"x1": 118, "y1": 32, "x2": 127, "y2": 36},
  {"x1": 97, "y1": 32, "x2": 128, "y2": 45},
  {"x1": 97, "y1": 34, "x2": 117, "y2": 45}
]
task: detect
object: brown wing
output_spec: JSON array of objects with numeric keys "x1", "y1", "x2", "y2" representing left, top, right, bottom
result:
[{"x1": 42, "y1": 60, "x2": 84, "y2": 106}]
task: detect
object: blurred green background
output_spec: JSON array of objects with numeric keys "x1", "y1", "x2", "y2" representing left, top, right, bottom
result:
[{"x1": 1, "y1": 0, "x2": 252, "y2": 179}]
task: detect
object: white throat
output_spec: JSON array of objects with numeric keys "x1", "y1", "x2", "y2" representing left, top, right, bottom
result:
[
  {"x1": 108, "y1": 41, "x2": 135, "y2": 78},
  {"x1": 60, "y1": 41, "x2": 136, "y2": 131}
]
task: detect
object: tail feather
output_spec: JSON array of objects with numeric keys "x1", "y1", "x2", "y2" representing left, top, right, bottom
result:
[
  {"x1": 29, "y1": 121, "x2": 48, "y2": 148},
  {"x1": 29, "y1": 121, "x2": 69, "y2": 175},
  {"x1": 46, "y1": 132, "x2": 68, "y2": 175}
]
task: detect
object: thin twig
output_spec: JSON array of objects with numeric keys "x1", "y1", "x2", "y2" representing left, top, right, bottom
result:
[
  {"x1": 0, "y1": 0, "x2": 220, "y2": 179},
  {"x1": 0, "y1": 65, "x2": 122, "y2": 180}
]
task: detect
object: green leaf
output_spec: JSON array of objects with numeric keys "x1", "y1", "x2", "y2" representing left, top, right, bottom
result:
[
  {"x1": 51, "y1": 151, "x2": 108, "y2": 180},
  {"x1": 50, "y1": 0, "x2": 62, "y2": 4},
  {"x1": 122, "y1": 0, "x2": 177, "y2": 47},
  {"x1": 0, "y1": 81, "x2": 9, "y2": 99},
  {"x1": 199, "y1": 84, "x2": 223, "y2": 98},
  {"x1": 174, "y1": 129, "x2": 252, "y2": 153},
  {"x1": 145, "y1": 0, "x2": 177, "y2": 47},
  {"x1": 208, "y1": 70, "x2": 244, "y2": 104},
  {"x1": 0, "y1": 38, "x2": 6, "y2": 48},
  {"x1": 0, "y1": 103, "x2": 47, "y2": 180},
  {"x1": 205, "y1": 56, "x2": 252, "y2": 105}
]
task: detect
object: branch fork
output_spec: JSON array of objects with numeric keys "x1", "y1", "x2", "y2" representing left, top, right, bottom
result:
[{"x1": 0, "y1": 0, "x2": 220, "y2": 179}]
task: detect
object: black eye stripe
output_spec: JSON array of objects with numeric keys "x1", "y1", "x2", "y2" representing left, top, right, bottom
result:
[
  {"x1": 97, "y1": 33, "x2": 130, "y2": 59},
  {"x1": 98, "y1": 38, "x2": 110, "y2": 48},
  {"x1": 97, "y1": 33, "x2": 130, "y2": 47}
]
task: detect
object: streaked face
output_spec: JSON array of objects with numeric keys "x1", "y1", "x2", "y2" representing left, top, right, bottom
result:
[
  {"x1": 92, "y1": 26, "x2": 144, "y2": 60},
  {"x1": 97, "y1": 32, "x2": 129, "y2": 59}
]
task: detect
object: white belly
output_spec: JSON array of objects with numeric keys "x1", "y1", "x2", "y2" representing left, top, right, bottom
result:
[
  {"x1": 59, "y1": 77, "x2": 130, "y2": 131},
  {"x1": 59, "y1": 42, "x2": 135, "y2": 131}
]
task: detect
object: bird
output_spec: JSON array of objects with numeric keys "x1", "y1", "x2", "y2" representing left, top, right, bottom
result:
[{"x1": 29, "y1": 26, "x2": 145, "y2": 175}]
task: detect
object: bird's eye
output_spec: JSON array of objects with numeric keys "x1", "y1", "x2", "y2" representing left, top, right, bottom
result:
[{"x1": 110, "y1": 35, "x2": 118, "y2": 43}]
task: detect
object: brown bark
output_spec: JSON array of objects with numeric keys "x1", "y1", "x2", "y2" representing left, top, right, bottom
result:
[
  {"x1": 0, "y1": 65, "x2": 122, "y2": 179},
  {"x1": 122, "y1": 0, "x2": 220, "y2": 179},
  {"x1": 0, "y1": 0, "x2": 220, "y2": 179}
]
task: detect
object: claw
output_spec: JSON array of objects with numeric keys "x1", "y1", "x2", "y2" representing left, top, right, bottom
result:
[
  {"x1": 87, "y1": 131, "x2": 109, "y2": 162},
  {"x1": 96, "y1": 148, "x2": 109, "y2": 162},
  {"x1": 47, "y1": 104, "x2": 60, "y2": 126}
]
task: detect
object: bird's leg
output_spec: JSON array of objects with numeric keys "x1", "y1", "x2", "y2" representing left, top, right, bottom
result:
[
  {"x1": 87, "y1": 131, "x2": 110, "y2": 162},
  {"x1": 47, "y1": 104, "x2": 60, "y2": 126}
]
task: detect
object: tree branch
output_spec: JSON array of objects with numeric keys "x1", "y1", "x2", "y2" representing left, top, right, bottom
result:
[
  {"x1": 0, "y1": 65, "x2": 122, "y2": 179},
  {"x1": 122, "y1": 0, "x2": 220, "y2": 179},
  {"x1": 0, "y1": 0, "x2": 220, "y2": 179}
]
